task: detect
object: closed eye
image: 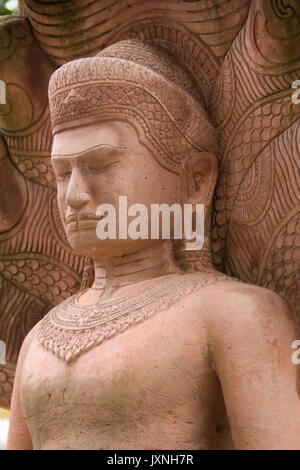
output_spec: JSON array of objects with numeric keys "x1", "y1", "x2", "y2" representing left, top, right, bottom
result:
[
  {"x1": 56, "y1": 172, "x2": 71, "y2": 181},
  {"x1": 87, "y1": 161, "x2": 120, "y2": 174}
]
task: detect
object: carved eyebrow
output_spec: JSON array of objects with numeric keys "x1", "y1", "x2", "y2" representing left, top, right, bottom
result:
[{"x1": 51, "y1": 144, "x2": 128, "y2": 159}]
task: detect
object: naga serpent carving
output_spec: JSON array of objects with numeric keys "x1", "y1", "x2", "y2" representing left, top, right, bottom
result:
[{"x1": 0, "y1": 0, "x2": 299, "y2": 407}]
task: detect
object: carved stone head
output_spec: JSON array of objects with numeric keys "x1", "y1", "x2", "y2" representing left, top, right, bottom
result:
[{"x1": 48, "y1": 40, "x2": 218, "y2": 269}]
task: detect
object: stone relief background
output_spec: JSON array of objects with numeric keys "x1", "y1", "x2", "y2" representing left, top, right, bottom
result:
[{"x1": 0, "y1": 0, "x2": 299, "y2": 408}]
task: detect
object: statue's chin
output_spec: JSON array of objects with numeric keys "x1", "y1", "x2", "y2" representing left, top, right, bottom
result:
[
  {"x1": 64, "y1": 228, "x2": 100, "y2": 257},
  {"x1": 66, "y1": 230, "x2": 164, "y2": 259}
]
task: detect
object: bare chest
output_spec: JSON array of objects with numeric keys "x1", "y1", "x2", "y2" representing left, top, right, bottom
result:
[{"x1": 20, "y1": 302, "x2": 228, "y2": 449}]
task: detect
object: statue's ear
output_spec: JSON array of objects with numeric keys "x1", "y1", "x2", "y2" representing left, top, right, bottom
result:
[{"x1": 183, "y1": 152, "x2": 218, "y2": 205}]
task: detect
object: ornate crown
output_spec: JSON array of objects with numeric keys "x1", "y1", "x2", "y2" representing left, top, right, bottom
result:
[{"x1": 48, "y1": 40, "x2": 217, "y2": 173}]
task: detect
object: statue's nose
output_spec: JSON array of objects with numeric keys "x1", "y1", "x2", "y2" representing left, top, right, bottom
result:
[
  {"x1": 67, "y1": 190, "x2": 90, "y2": 209},
  {"x1": 66, "y1": 173, "x2": 90, "y2": 209}
]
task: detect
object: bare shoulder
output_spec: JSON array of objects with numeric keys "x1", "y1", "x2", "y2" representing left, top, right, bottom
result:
[
  {"x1": 203, "y1": 275, "x2": 293, "y2": 314},
  {"x1": 194, "y1": 273, "x2": 298, "y2": 339}
]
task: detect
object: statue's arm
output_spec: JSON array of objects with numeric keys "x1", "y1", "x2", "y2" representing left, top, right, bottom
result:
[
  {"x1": 205, "y1": 282, "x2": 300, "y2": 450},
  {"x1": 5, "y1": 325, "x2": 38, "y2": 450}
]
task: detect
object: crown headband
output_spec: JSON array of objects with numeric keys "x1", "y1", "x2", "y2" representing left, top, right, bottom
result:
[{"x1": 48, "y1": 42, "x2": 217, "y2": 173}]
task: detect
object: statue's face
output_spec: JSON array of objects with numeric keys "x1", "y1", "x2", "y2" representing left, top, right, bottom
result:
[{"x1": 51, "y1": 120, "x2": 182, "y2": 259}]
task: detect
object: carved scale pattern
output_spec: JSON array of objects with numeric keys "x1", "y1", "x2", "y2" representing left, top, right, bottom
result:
[
  {"x1": 211, "y1": 0, "x2": 300, "y2": 319},
  {"x1": 0, "y1": 16, "x2": 85, "y2": 379}
]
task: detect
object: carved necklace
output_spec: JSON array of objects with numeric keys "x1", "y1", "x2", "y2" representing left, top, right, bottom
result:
[{"x1": 37, "y1": 272, "x2": 228, "y2": 363}]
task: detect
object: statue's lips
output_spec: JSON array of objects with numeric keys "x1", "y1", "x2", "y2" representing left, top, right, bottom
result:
[{"x1": 65, "y1": 213, "x2": 103, "y2": 231}]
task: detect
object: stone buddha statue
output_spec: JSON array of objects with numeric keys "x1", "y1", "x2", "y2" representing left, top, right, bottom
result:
[{"x1": 6, "y1": 40, "x2": 300, "y2": 450}]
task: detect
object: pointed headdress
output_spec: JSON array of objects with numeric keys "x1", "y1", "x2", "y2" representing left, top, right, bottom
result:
[{"x1": 48, "y1": 39, "x2": 217, "y2": 174}]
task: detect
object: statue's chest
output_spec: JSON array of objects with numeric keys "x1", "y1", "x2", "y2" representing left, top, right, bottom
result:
[
  {"x1": 20, "y1": 273, "x2": 230, "y2": 445},
  {"x1": 20, "y1": 302, "x2": 209, "y2": 427}
]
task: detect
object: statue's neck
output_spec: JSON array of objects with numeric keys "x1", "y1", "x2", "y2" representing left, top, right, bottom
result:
[
  {"x1": 79, "y1": 208, "x2": 216, "y2": 304},
  {"x1": 90, "y1": 241, "x2": 182, "y2": 301}
]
